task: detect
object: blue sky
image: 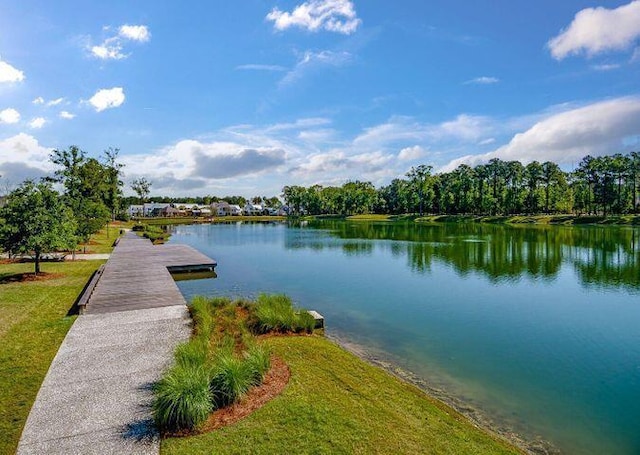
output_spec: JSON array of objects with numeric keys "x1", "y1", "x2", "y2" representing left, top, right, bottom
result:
[{"x1": 0, "y1": 0, "x2": 639, "y2": 197}]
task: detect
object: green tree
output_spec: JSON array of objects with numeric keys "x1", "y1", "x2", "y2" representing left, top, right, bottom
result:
[
  {"x1": 0, "y1": 181, "x2": 77, "y2": 274},
  {"x1": 131, "y1": 177, "x2": 152, "y2": 205},
  {"x1": 101, "y1": 147, "x2": 124, "y2": 221},
  {"x1": 50, "y1": 147, "x2": 111, "y2": 242},
  {"x1": 406, "y1": 165, "x2": 433, "y2": 216}
]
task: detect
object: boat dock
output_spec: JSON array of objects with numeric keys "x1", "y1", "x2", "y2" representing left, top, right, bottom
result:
[{"x1": 17, "y1": 233, "x2": 216, "y2": 454}]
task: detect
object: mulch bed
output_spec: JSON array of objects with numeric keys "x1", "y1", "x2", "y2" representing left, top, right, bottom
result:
[
  {"x1": 0, "y1": 272, "x2": 65, "y2": 284},
  {"x1": 199, "y1": 356, "x2": 291, "y2": 432}
]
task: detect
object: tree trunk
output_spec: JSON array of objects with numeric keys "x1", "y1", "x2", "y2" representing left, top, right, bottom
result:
[{"x1": 34, "y1": 252, "x2": 40, "y2": 275}]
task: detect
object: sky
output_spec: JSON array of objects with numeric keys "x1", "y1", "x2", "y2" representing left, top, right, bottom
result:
[{"x1": 0, "y1": 0, "x2": 639, "y2": 197}]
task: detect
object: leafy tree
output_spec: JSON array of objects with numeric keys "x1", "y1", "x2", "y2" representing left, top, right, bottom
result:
[
  {"x1": 406, "y1": 165, "x2": 433, "y2": 216},
  {"x1": 0, "y1": 181, "x2": 77, "y2": 274},
  {"x1": 50, "y1": 146, "x2": 111, "y2": 242},
  {"x1": 101, "y1": 147, "x2": 124, "y2": 220},
  {"x1": 131, "y1": 177, "x2": 152, "y2": 205}
]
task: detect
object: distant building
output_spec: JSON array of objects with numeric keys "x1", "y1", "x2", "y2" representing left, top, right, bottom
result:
[
  {"x1": 211, "y1": 202, "x2": 242, "y2": 216},
  {"x1": 243, "y1": 203, "x2": 263, "y2": 216}
]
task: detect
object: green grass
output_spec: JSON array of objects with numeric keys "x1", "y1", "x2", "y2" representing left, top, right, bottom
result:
[
  {"x1": 155, "y1": 296, "x2": 277, "y2": 432},
  {"x1": 415, "y1": 214, "x2": 640, "y2": 225},
  {"x1": 0, "y1": 259, "x2": 105, "y2": 455},
  {"x1": 249, "y1": 294, "x2": 315, "y2": 334},
  {"x1": 161, "y1": 335, "x2": 521, "y2": 455},
  {"x1": 153, "y1": 363, "x2": 213, "y2": 432},
  {"x1": 75, "y1": 221, "x2": 130, "y2": 253}
]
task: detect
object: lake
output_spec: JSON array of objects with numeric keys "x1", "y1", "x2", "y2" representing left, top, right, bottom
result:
[{"x1": 170, "y1": 220, "x2": 640, "y2": 454}]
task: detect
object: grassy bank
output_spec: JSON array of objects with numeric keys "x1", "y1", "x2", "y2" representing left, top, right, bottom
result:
[
  {"x1": 75, "y1": 221, "x2": 133, "y2": 253},
  {"x1": 340, "y1": 214, "x2": 640, "y2": 225},
  {"x1": 162, "y1": 335, "x2": 521, "y2": 455},
  {"x1": 0, "y1": 260, "x2": 105, "y2": 454},
  {"x1": 415, "y1": 214, "x2": 640, "y2": 225}
]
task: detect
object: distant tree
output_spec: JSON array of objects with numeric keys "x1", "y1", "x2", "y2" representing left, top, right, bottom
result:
[
  {"x1": 406, "y1": 165, "x2": 433, "y2": 216},
  {"x1": 101, "y1": 147, "x2": 124, "y2": 221},
  {"x1": 0, "y1": 181, "x2": 77, "y2": 274},
  {"x1": 131, "y1": 177, "x2": 152, "y2": 205}
]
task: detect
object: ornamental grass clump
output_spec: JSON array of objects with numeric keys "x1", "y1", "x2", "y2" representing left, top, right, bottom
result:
[
  {"x1": 153, "y1": 364, "x2": 212, "y2": 432},
  {"x1": 250, "y1": 293, "x2": 315, "y2": 334},
  {"x1": 174, "y1": 339, "x2": 209, "y2": 369},
  {"x1": 209, "y1": 349, "x2": 257, "y2": 408}
]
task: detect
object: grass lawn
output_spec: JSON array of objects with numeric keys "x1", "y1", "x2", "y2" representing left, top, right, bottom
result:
[
  {"x1": 162, "y1": 336, "x2": 521, "y2": 455},
  {"x1": 0, "y1": 223, "x2": 122, "y2": 455},
  {"x1": 76, "y1": 221, "x2": 132, "y2": 254}
]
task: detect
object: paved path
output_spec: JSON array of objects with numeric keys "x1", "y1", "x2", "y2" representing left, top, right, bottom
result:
[{"x1": 17, "y1": 234, "x2": 216, "y2": 455}]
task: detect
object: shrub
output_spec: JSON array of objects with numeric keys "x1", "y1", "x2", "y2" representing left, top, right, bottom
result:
[
  {"x1": 250, "y1": 294, "x2": 314, "y2": 334},
  {"x1": 153, "y1": 364, "x2": 212, "y2": 432},
  {"x1": 174, "y1": 339, "x2": 209, "y2": 369},
  {"x1": 209, "y1": 349, "x2": 256, "y2": 408},
  {"x1": 244, "y1": 344, "x2": 271, "y2": 383},
  {"x1": 189, "y1": 296, "x2": 213, "y2": 340}
]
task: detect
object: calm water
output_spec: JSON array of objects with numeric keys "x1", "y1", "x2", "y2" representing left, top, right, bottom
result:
[{"x1": 170, "y1": 221, "x2": 640, "y2": 454}]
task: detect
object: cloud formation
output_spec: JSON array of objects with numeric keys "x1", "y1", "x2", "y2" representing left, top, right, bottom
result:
[
  {"x1": 267, "y1": 0, "x2": 361, "y2": 34},
  {"x1": 193, "y1": 147, "x2": 286, "y2": 179},
  {"x1": 398, "y1": 145, "x2": 427, "y2": 161},
  {"x1": 89, "y1": 87, "x2": 125, "y2": 112},
  {"x1": 0, "y1": 133, "x2": 53, "y2": 183},
  {"x1": 91, "y1": 24, "x2": 151, "y2": 60},
  {"x1": 442, "y1": 96, "x2": 640, "y2": 170},
  {"x1": 29, "y1": 117, "x2": 46, "y2": 129},
  {"x1": 236, "y1": 64, "x2": 287, "y2": 72},
  {"x1": 118, "y1": 25, "x2": 151, "y2": 42},
  {"x1": 465, "y1": 76, "x2": 499, "y2": 85},
  {"x1": 548, "y1": 1, "x2": 640, "y2": 60},
  {"x1": 0, "y1": 57, "x2": 25, "y2": 83},
  {"x1": 59, "y1": 111, "x2": 75, "y2": 119},
  {"x1": 280, "y1": 50, "x2": 352, "y2": 86},
  {"x1": 0, "y1": 108, "x2": 20, "y2": 124}
]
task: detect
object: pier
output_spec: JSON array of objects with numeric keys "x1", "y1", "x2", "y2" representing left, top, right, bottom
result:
[{"x1": 17, "y1": 233, "x2": 216, "y2": 454}]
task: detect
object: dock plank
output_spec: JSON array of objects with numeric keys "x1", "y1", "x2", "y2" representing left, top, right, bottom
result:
[{"x1": 83, "y1": 232, "x2": 216, "y2": 314}]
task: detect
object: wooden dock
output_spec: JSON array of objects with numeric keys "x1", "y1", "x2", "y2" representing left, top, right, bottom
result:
[{"x1": 82, "y1": 232, "x2": 216, "y2": 314}]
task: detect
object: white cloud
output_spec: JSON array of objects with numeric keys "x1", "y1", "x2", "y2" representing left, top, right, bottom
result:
[
  {"x1": 398, "y1": 146, "x2": 427, "y2": 161},
  {"x1": 442, "y1": 97, "x2": 640, "y2": 171},
  {"x1": 280, "y1": 50, "x2": 352, "y2": 86},
  {"x1": 267, "y1": 0, "x2": 361, "y2": 34},
  {"x1": 591, "y1": 63, "x2": 621, "y2": 71},
  {"x1": 119, "y1": 25, "x2": 151, "y2": 42},
  {"x1": 0, "y1": 57, "x2": 25, "y2": 83},
  {"x1": 29, "y1": 117, "x2": 46, "y2": 129},
  {"x1": 548, "y1": 1, "x2": 640, "y2": 60},
  {"x1": 91, "y1": 38, "x2": 126, "y2": 60},
  {"x1": 90, "y1": 24, "x2": 150, "y2": 60},
  {"x1": 33, "y1": 97, "x2": 45, "y2": 105},
  {"x1": 236, "y1": 64, "x2": 287, "y2": 72},
  {"x1": 354, "y1": 114, "x2": 492, "y2": 147},
  {"x1": 59, "y1": 111, "x2": 75, "y2": 119},
  {"x1": 88, "y1": 87, "x2": 125, "y2": 112},
  {"x1": 47, "y1": 97, "x2": 64, "y2": 106},
  {"x1": 0, "y1": 133, "x2": 54, "y2": 183},
  {"x1": 464, "y1": 76, "x2": 500, "y2": 85},
  {"x1": 0, "y1": 108, "x2": 20, "y2": 124}
]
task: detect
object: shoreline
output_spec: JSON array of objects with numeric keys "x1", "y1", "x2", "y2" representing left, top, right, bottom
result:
[{"x1": 327, "y1": 333, "x2": 559, "y2": 455}]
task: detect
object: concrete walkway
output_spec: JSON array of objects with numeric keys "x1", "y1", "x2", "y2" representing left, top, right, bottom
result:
[{"x1": 17, "y1": 235, "x2": 215, "y2": 455}]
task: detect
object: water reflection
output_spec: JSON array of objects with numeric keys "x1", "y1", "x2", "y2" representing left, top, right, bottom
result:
[{"x1": 291, "y1": 221, "x2": 640, "y2": 290}]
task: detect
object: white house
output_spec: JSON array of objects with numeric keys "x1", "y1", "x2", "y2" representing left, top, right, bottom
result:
[
  {"x1": 243, "y1": 203, "x2": 263, "y2": 216},
  {"x1": 128, "y1": 205, "x2": 144, "y2": 217},
  {"x1": 211, "y1": 201, "x2": 242, "y2": 216}
]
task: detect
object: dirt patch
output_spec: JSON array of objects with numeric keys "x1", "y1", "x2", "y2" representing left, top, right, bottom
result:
[
  {"x1": 0, "y1": 272, "x2": 65, "y2": 284},
  {"x1": 200, "y1": 356, "x2": 290, "y2": 433}
]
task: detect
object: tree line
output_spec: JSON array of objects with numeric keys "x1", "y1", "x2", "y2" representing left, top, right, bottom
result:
[{"x1": 282, "y1": 153, "x2": 640, "y2": 217}]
